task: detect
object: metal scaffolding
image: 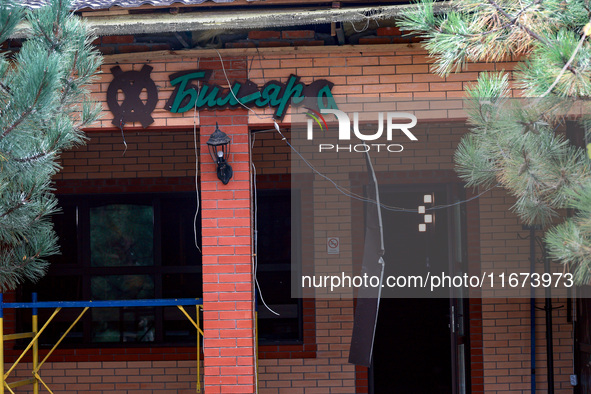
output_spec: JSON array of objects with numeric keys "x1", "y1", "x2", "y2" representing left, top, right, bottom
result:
[{"x1": 0, "y1": 294, "x2": 203, "y2": 394}]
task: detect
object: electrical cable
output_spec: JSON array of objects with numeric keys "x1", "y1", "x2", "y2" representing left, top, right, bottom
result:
[
  {"x1": 233, "y1": 53, "x2": 276, "y2": 394},
  {"x1": 348, "y1": 10, "x2": 377, "y2": 33},
  {"x1": 212, "y1": 51, "x2": 501, "y2": 392},
  {"x1": 272, "y1": 121, "x2": 498, "y2": 212},
  {"x1": 118, "y1": 119, "x2": 128, "y2": 155},
  {"x1": 214, "y1": 49, "x2": 276, "y2": 122},
  {"x1": 248, "y1": 129, "x2": 259, "y2": 394},
  {"x1": 251, "y1": 132, "x2": 280, "y2": 317},
  {"x1": 214, "y1": 48, "x2": 499, "y2": 213},
  {"x1": 225, "y1": 51, "x2": 282, "y2": 317},
  {"x1": 213, "y1": 49, "x2": 283, "y2": 316},
  {"x1": 192, "y1": 91, "x2": 202, "y2": 254}
]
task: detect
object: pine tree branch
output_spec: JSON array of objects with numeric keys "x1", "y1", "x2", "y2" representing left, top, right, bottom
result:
[
  {"x1": 56, "y1": 54, "x2": 78, "y2": 111},
  {"x1": 0, "y1": 8, "x2": 20, "y2": 42},
  {"x1": 0, "y1": 254, "x2": 37, "y2": 275},
  {"x1": 0, "y1": 185, "x2": 35, "y2": 218},
  {"x1": 540, "y1": 20, "x2": 591, "y2": 97},
  {"x1": 13, "y1": 150, "x2": 50, "y2": 163},
  {"x1": 1, "y1": 84, "x2": 42, "y2": 138},
  {"x1": 461, "y1": 0, "x2": 542, "y2": 38},
  {"x1": 485, "y1": 0, "x2": 549, "y2": 45},
  {"x1": 0, "y1": 82, "x2": 10, "y2": 94},
  {"x1": 2, "y1": 28, "x2": 56, "y2": 139},
  {"x1": 0, "y1": 23, "x2": 12, "y2": 42},
  {"x1": 0, "y1": 199, "x2": 26, "y2": 218},
  {"x1": 0, "y1": 1, "x2": 102, "y2": 291}
]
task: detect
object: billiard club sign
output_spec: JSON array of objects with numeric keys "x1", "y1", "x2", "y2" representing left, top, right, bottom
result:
[{"x1": 106, "y1": 64, "x2": 336, "y2": 128}]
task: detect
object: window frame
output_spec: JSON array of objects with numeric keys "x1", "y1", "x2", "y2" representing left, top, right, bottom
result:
[
  {"x1": 17, "y1": 175, "x2": 316, "y2": 356},
  {"x1": 255, "y1": 188, "x2": 303, "y2": 345},
  {"x1": 19, "y1": 191, "x2": 203, "y2": 347}
]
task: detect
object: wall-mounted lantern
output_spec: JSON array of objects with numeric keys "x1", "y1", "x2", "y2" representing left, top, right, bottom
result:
[{"x1": 206, "y1": 123, "x2": 233, "y2": 185}]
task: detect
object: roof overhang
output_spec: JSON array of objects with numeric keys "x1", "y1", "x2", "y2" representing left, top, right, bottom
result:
[{"x1": 11, "y1": 3, "x2": 450, "y2": 37}]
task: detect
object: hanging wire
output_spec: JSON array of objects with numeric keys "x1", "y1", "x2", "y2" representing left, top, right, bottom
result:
[
  {"x1": 273, "y1": 121, "x2": 499, "y2": 212},
  {"x1": 251, "y1": 132, "x2": 280, "y2": 316},
  {"x1": 211, "y1": 50, "x2": 501, "y2": 386},
  {"x1": 349, "y1": 13, "x2": 372, "y2": 33},
  {"x1": 192, "y1": 83, "x2": 202, "y2": 254},
  {"x1": 209, "y1": 48, "x2": 283, "y2": 315},
  {"x1": 226, "y1": 51, "x2": 283, "y2": 316},
  {"x1": 348, "y1": 9, "x2": 382, "y2": 33},
  {"x1": 118, "y1": 119, "x2": 128, "y2": 155},
  {"x1": 214, "y1": 49, "x2": 499, "y2": 213},
  {"x1": 248, "y1": 127, "x2": 260, "y2": 394},
  {"x1": 214, "y1": 49, "x2": 276, "y2": 122}
]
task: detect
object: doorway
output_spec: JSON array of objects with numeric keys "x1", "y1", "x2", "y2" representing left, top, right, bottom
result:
[
  {"x1": 372, "y1": 298, "x2": 452, "y2": 393},
  {"x1": 369, "y1": 187, "x2": 466, "y2": 393}
]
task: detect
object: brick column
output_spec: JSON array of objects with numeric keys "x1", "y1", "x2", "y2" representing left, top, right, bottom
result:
[{"x1": 200, "y1": 97, "x2": 255, "y2": 391}]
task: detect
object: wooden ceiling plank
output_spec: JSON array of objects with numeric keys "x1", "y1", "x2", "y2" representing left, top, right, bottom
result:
[{"x1": 102, "y1": 43, "x2": 424, "y2": 64}]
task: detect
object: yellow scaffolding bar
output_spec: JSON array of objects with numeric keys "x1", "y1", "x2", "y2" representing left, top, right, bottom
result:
[
  {"x1": 32, "y1": 294, "x2": 38, "y2": 394},
  {"x1": 3, "y1": 333, "x2": 34, "y2": 341},
  {"x1": 1, "y1": 307, "x2": 4, "y2": 394},
  {"x1": 177, "y1": 305, "x2": 203, "y2": 392}
]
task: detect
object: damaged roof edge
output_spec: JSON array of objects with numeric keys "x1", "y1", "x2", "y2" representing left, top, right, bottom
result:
[
  {"x1": 21, "y1": 0, "x2": 236, "y2": 10},
  {"x1": 11, "y1": 3, "x2": 451, "y2": 38}
]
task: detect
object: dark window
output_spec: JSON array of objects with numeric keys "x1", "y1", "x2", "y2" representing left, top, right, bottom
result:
[
  {"x1": 19, "y1": 192, "x2": 202, "y2": 345},
  {"x1": 18, "y1": 189, "x2": 301, "y2": 346},
  {"x1": 256, "y1": 190, "x2": 302, "y2": 344}
]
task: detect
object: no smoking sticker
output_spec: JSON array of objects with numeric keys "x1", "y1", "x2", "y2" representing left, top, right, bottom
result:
[{"x1": 327, "y1": 237, "x2": 340, "y2": 255}]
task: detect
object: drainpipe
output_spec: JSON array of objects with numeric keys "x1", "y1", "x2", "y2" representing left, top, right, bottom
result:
[
  {"x1": 530, "y1": 226, "x2": 536, "y2": 393},
  {"x1": 543, "y1": 248, "x2": 555, "y2": 393}
]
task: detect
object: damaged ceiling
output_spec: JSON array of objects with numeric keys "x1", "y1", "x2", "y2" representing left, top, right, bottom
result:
[
  {"x1": 11, "y1": 3, "x2": 448, "y2": 37},
  {"x1": 80, "y1": 5, "x2": 421, "y2": 36},
  {"x1": 11, "y1": 1, "x2": 447, "y2": 50},
  {"x1": 21, "y1": 0, "x2": 236, "y2": 10}
]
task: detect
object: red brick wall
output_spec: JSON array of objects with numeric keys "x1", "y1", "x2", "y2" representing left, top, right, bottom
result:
[
  {"x1": 0, "y1": 44, "x2": 574, "y2": 393},
  {"x1": 243, "y1": 47, "x2": 571, "y2": 394},
  {"x1": 479, "y1": 188, "x2": 573, "y2": 392},
  {"x1": 197, "y1": 58, "x2": 257, "y2": 393},
  {"x1": 54, "y1": 129, "x2": 197, "y2": 181},
  {"x1": 11, "y1": 361, "x2": 201, "y2": 393}
]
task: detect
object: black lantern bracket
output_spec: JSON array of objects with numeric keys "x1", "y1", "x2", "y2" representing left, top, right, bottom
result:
[{"x1": 206, "y1": 123, "x2": 233, "y2": 185}]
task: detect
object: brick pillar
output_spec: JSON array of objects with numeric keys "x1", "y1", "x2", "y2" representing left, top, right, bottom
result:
[{"x1": 200, "y1": 104, "x2": 255, "y2": 393}]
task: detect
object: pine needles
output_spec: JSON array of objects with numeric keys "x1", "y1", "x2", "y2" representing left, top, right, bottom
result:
[
  {"x1": 400, "y1": 0, "x2": 591, "y2": 285},
  {"x1": 0, "y1": 0, "x2": 102, "y2": 291}
]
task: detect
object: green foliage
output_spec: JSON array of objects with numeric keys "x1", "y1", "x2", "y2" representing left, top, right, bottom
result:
[
  {"x1": 399, "y1": 0, "x2": 591, "y2": 80},
  {"x1": 400, "y1": 0, "x2": 591, "y2": 284},
  {"x1": 518, "y1": 30, "x2": 591, "y2": 97},
  {"x1": 546, "y1": 185, "x2": 591, "y2": 285},
  {"x1": 0, "y1": 0, "x2": 102, "y2": 291}
]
